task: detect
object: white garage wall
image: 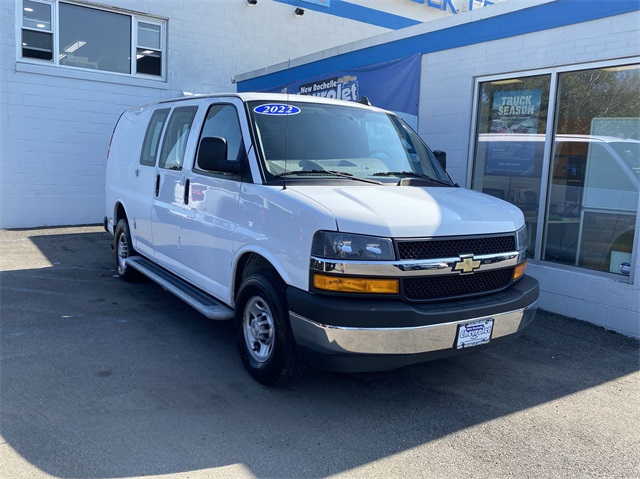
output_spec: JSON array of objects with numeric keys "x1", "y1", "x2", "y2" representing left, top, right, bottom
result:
[{"x1": 0, "y1": 0, "x2": 389, "y2": 228}]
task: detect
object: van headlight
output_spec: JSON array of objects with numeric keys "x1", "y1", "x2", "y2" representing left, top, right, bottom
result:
[
  {"x1": 514, "y1": 224, "x2": 529, "y2": 281},
  {"x1": 515, "y1": 224, "x2": 528, "y2": 253},
  {"x1": 311, "y1": 231, "x2": 395, "y2": 261}
]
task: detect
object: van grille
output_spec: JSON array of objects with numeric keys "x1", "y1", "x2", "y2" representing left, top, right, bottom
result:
[
  {"x1": 402, "y1": 268, "x2": 514, "y2": 301},
  {"x1": 397, "y1": 235, "x2": 516, "y2": 260}
]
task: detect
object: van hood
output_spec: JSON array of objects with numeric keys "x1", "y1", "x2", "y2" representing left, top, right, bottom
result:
[{"x1": 288, "y1": 185, "x2": 525, "y2": 238}]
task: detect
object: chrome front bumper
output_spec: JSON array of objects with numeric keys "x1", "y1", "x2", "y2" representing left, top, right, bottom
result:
[{"x1": 290, "y1": 303, "x2": 538, "y2": 356}]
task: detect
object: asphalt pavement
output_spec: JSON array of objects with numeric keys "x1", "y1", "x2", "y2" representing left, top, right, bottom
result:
[{"x1": 1, "y1": 226, "x2": 639, "y2": 479}]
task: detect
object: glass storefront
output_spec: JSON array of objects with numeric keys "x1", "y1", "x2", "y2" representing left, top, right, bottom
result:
[
  {"x1": 472, "y1": 63, "x2": 639, "y2": 277},
  {"x1": 471, "y1": 74, "x2": 551, "y2": 256}
]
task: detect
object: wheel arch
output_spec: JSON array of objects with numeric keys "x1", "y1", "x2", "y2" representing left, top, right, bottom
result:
[
  {"x1": 113, "y1": 201, "x2": 129, "y2": 227},
  {"x1": 233, "y1": 250, "x2": 289, "y2": 304}
]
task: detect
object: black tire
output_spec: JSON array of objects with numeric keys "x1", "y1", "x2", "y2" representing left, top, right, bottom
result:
[
  {"x1": 114, "y1": 218, "x2": 140, "y2": 282},
  {"x1": 235, "y1": 272, "x2": 305, "y2": 385}
]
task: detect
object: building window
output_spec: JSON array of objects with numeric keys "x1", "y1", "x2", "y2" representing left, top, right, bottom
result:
[
  {"x1": 543, "y1": 65, "x2": 639, "y2": 275},
  {"x1": 471, "y1": 74, "x2": 552, "y2": 255},
  {"x1": 472, "y1": 64, "x2": 640, "y2": 278},
  {"x1": 22, "y1": 0, "x2": 53, "y2": 61},
  {"x1": 20, "y1": 0, "x2": 166, "y2": 78},
  {"x1": 59, "y1": 3, "x2": 130, "y2": 73},
  {"x1": 136, "y1": 21, "x2": 162, "y2": 76}
]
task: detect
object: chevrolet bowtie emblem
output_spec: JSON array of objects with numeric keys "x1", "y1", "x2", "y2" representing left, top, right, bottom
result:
[{"x1": 453, "y1": 256, "x2": 481, "y2": 274}]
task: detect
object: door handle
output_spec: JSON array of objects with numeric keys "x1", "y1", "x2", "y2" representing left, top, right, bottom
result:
[
  {"x1": 184, "y1": 179, "x2": 190, "y2": 205},
  {"x1": 155, "y1": 174, "x2": 160, "y2": 197}
]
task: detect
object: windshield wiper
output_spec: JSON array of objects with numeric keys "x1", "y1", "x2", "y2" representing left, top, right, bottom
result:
[
  {"x1": 276, "y1": 170, "x2": 383, "y2": 185},
  {"x1": 372, "y1": 171, "x2": 452, "y2": 186}
]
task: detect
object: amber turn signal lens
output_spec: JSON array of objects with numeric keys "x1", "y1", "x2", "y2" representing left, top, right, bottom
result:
[
  {"x1": 313, "y1": 274, "x2": 399, "y2": 294},
  {"x1": 513, "y1": 260, "x2": 527, "y2": 280}
]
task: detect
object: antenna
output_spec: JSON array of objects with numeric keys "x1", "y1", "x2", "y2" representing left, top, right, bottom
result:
[{"x1": 282, "y1": 58, "x2": 292, "y2": 190}]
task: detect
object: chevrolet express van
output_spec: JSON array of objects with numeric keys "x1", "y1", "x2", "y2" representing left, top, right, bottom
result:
[{"x1": 104, "y1": 93, "x2": 539, "y2": 385}]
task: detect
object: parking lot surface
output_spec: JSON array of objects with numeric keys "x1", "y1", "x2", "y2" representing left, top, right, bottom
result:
[{"x1": 1, "y1": 226, "x2": 639, "y2": 479}]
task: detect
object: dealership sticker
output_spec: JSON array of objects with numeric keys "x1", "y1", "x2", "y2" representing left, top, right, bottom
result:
[{"x1": 254, "y1": 104, "x2": 301, "y2": 115}]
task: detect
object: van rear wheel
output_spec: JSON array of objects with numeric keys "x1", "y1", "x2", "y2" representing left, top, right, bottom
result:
[
  {"x1": 236, "y1": 272, "x2": 305, "y2": 385},
  {"x1": 114, "y1": 218, "x2": 140, "y2": 282}
]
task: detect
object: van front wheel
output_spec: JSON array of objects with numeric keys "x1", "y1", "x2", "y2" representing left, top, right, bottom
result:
[{"x1": 236, "y1": 273, "x2": 304, "y2": 385}]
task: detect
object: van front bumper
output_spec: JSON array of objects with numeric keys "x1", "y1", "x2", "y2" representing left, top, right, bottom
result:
[{"x1": 287, "y1": 275, "x2": 539, "y2": 372}]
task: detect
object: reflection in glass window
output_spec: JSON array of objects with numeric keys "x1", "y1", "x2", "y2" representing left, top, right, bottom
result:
[
  {"x1": 22, "y1": 0, "x2": 52, "y2": 61},
  {"x1": 140, "y1": 109, "x2": 170, "y2": 167},
  {"x1": 248, "y1": 101, "x2": 450, "y2": 184},
  {"x1": 471, "y1": 75, "x2": 551, "y2": 255},
  {"x1": 22, "y1": 0, "x2": 51, "y2": 30},
  {"x1": 58, "y1": 3, "x2": 131, "y2": 73},
  {"x1": 136, "y1": 22, "x2": 162, "y2": 76},
  {"x1": 543, "y1": 65, "x2": 639, "y2": 275},
  {"x1": 198, "y1": 105, "x2": 245, "y2": 165},
  {"x1": 138, "y1": 22, "x2": 161, "y2": 49},
  {"x1": 159, "y1": 107, "x2": 198, "y2": 170}
]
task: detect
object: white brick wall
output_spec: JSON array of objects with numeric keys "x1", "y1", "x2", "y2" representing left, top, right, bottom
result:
[
  {"x1": 531, "y1": 263, "x2": 640, "y2": 338},
  {"x1": 419, "y1": 11, "x2": 640, "y2": 338},
  {"x1": 0, "y1": 0, "x2": 388, "y2": 228}
]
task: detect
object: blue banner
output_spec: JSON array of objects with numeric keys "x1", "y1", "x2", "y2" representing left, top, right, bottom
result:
[{"x1": 260, "y1": 54, "x2": 421, "y2": 127}]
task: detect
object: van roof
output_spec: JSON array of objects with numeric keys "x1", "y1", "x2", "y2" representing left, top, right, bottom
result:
[{"x1": 126, "y1": 92, "x2": 385, "y2": 113}]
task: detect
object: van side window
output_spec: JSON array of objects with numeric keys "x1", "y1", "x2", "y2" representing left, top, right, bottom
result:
[
  {"x1": 139, "y1": 108, "x2": 170, "y2": 167},
  {"x1": 197, "y1": 104, "x2": 245, "y2": 166},
  {"x1": 158, "y1": 106, "x2": 198, "y2": 170}
]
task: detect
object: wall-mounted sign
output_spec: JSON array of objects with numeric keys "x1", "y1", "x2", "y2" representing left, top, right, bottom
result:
[
  {"x1": 261, "y1": 54, "x2": 421, "y2": 127},
  {"x1": 491, "y1": 89, "x2": 542, "y2": 133},
  {"x1": 409, "y1": 0, "x2": 496, "y2": 15}
]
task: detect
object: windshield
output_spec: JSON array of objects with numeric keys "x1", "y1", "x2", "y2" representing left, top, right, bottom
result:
[{"x1": 247, "y1": 100, "x2": 452, "y2": 185}]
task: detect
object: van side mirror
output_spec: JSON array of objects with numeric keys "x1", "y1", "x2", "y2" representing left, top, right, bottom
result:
[
  {"x1": 197, "y1": 137, "x2": 240, "y2": 174},
  {"x1": 433, "y1": 150, "x2": 447, "y2": 171}
]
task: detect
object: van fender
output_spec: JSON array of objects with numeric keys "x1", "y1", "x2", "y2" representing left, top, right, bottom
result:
[
  {"x1": 231, "y1": 244, "x2": 301, "y2": 304},
  {"x1": 112, "y1": 198, "x2": 131, "y2": 229}
]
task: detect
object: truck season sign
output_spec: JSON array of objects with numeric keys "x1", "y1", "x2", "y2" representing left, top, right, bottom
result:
[{"x1": 491, "y1": 89, "x2": 543, "y2": 133}]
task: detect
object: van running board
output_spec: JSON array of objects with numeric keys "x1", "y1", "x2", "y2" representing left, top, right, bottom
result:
[{"x1": 126, "y1": 256, "x2": 235, "y2": 320}]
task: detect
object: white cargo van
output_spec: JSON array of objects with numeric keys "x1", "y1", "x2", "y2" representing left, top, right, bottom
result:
[{"x1": 104, "y1": 93, "x2": 539, "y2": 385}]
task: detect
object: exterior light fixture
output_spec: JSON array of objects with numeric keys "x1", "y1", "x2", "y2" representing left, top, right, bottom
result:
[
  {"x1": 247, "y1": 0, "x2": 257, "y2": 5},
  {"x1": 294, "y1": 7, "x2": 305, "y2": 16}
]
